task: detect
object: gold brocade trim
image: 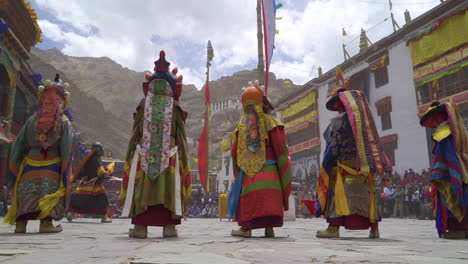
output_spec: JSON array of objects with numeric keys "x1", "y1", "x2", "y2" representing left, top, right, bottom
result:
[
  {"x1": 237, "y1": 103, "x2": 267, "y2": 177},
  {"x1": 76, "y1": 185, "x2": 106, "y2": 192},
  {"x1": 343, "y1": 175, "x2": 367, "y2": 184},
  {"x1": 433, "y1": 124, "x2": 452, "y2": 142},
  {"x1": 235, "y1": 101, "x2": 282, "y2": 177},
  {"x1": 343, "y1": 92, "x2": 370, "y2": 174},
  {"x1": 3, "y1": 157, "x2": 62, "y2": 225}
]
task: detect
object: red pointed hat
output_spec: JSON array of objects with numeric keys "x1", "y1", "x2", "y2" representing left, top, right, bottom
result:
[{"x1": 154, "y1": 50, "x2": 170, "y2": 72}]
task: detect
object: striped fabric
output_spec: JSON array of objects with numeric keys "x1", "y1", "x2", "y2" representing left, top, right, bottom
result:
[
  {"x1": 339, "y1": 90, "x2": 391, "y2": 176},
  {"x1": 431, "y1": 134, "x2": 467, "y2": 237},
  {"x1": 229, "y1": 126, "x2": 291, "y2": 226}
]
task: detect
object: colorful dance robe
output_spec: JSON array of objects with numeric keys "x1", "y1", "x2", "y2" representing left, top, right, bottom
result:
[
  {"x1": 69, "y1": 153, "x2": 113, "y2": 216},
  {"x1": 119, "y1": 98, "x2": 191, "y2": 227},
  {"x1": 316, "y1": 113, "x2": 380, "y2": 229},
  {"x1": 228, "y1": 125, "x2": 291, "y2": 230},
  {"x1": 430, "y1": 124, "x2": 468, "y2": 237},
  {"x1": 4, "y1": 115, "x2": 74, "y2": 225}
]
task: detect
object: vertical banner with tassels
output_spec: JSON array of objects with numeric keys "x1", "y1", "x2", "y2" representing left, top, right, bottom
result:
[
  {"x1": 198, "y1": 40, "x2": 214, "y2": 192},
  {"x1": 261, "y1": 0, "x2": 279, "y2": 95}
]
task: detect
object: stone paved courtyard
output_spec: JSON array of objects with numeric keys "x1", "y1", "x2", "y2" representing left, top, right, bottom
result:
[{"x1": 0, "y1": 218, "x2": 467, "y2": 264}]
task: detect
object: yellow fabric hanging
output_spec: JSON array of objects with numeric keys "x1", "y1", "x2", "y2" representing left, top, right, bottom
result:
[
  {"x1": 408, "y1": 11, "x2": 467, "y2": 66},
  {"x1": 4, "y1": 157, "x2": 61, "y2": 225},
  {"x1": 336, "y1": 162, "x2": 376, "y2": 223},
  {"x1": 370, "y1": 55, "x2": 387, "y2": 71},
  {"x1": 334, "y1": 162, "x2": 351, "y2": 216},
  {"x1": 284, "y1": 111, "x2": 317, "y2": 129},
  {"x1": 279, "y1": 92, "x2": 316, "y2": 119}
]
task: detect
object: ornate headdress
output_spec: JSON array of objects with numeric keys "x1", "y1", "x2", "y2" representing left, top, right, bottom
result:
[
  {"x1": 35, "y1": 74, "x2": 70, "y2": 148},
  {"x1": 241, "y1": 80, "x2": 264, "y2": 107},
  {"x1": 142, "y1": 50, "x2": 180, "y2": 99},
  {"x1": 419, "y1": 101, "x2": 447, "y2": 128},
  {"x1": 326, "y1": 66, "x2": 350, "y2": 111}
]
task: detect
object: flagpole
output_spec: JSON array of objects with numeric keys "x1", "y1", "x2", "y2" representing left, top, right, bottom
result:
[
  {"x1": 256, "y1": 0, "x2": 265, "y2": 87},
  {"x1": 205, "y1": 42, "x2": 211, "y2": 193}
]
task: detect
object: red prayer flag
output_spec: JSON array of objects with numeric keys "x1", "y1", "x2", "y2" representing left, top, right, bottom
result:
[
  {"x1": 302, "y1": 200, "x2": 316, "y2": 215},
  {"x1": 198, "y1": 80, "x2": 210, "y2": 192}
]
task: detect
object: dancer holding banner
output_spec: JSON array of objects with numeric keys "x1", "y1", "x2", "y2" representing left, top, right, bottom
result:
[
  {"x1": 67, "y1": 142, "x2": 114, "y2": 223},
  {"x1": 119, "y1": 51, "x2": 191, "y2": 239},
  {"x1": 228, "y1": 81, "x2": 291, "y2": 238}
]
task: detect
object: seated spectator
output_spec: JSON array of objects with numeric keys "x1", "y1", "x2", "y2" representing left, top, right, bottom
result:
[
  {"x1": 189, "y1": 205, "x2": 202, "y2": 218},
  {"x1": 202, "y1": 204, "x2": 211, "y2": 218}
]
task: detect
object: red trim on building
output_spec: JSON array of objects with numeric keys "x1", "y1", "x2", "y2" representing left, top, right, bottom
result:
[
  {"x1": 289, "y1": 137, "x2": 320, "y2": 154},
  {"x1": 417, "y1": 90, "x2": 468, "y2": 115}
]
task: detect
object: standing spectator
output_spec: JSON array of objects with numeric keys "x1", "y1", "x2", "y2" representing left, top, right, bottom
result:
[
  {"x1": 420, "y1": 186, "x2": 432, "y2": 220},
  {"x1": 383, "y1": 185, "x2": 396, "y2": 217},
  {"x1": 402, "y1": 170, "x2": 409, "y2": 185},
  {"x1": 408, "y1": 168, "x2": 416, "y2": 184},
  {"x1": 404, "y1": 186, "x2": 411, "y2": 217},
  {"x1": 412, "y1": 188, "x2": 421, "y2": 218},
  {"x1": 393, "y1": 186, "x2": 405, "y2": 218},
  {"x1": 393, "y1": 172, "x2": 401, "y2": 185}
]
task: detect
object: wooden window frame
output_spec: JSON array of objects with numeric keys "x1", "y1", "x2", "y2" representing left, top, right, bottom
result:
[
  {"x1": 369, "y1": 53, "x2": 390, "y2": 88},
  {"x1": 416, "y1": 67, "x2": 467, "y2": 105},
  {"x1": 375, "y1": 96, "x2": 392, "y2": 131},
  {"x1": 374, "y1": 65, "x2": 389, "y2": 88},
  {"x1": 380, "y1": 134, "x2": 398, "y2": 166}
]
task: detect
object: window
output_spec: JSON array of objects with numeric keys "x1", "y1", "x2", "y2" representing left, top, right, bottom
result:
[
  {"x1": 382, "y1": 143, "x2": 396, "y2": 166},
  {"x1": 380, "y1": 134, "x2": 398, "y2": 166},
  {"x1": 374, "y1": 66, "x2": 389, "y2": 88},
  {"x1": 417, "y1": 83, "x2": 432, "y2": 105},
  {"x1": 381, "y1": 112, "x2": 392, "y2": 130},
  {"x1": 375, "y1": 96, "x2": 392, "y2": 130},
  {"x1": 369, "y1": 53, "x2": 390, "y2": 88},
  {"x1": 417, "y1": 67, "x2": 467, "y2": 105},
  {"x1": 349, "y1": 70, "x2": 370, "y2": 99}
]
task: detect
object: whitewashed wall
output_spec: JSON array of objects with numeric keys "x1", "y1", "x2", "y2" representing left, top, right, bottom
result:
[
  {"x1": 371, "y1": 41, "x2": 430, "y2": 173},
  {"x1": 217, "y1": 150, "x2": 235, "y2": 192}
]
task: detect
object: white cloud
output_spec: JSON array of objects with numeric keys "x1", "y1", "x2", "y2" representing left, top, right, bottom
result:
[
  {"x1": 34, "y1": 0, "x2": 440, "y2": 88},
  {"x1": 270, "y1": 0, "x2": 439, "y2": 83}
]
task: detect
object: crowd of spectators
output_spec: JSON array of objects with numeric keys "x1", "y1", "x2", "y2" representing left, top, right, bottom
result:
[
  {"x1": 378, "y1": 168, "x2": 433, "y2": 220},
  {"x1": 290, "y1": 168, "x2": 434, "y2": 220},
  {"x1": 0, "y1": 168, "x2": 436, "y2": 220},
  {"x1": 186, "y1": 190, "x2": 220, "y2": 218}
]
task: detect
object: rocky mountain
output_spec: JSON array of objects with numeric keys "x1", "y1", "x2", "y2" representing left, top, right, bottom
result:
[{"x1": 29, "y1": 48, "x2": 300, "y2": 165}]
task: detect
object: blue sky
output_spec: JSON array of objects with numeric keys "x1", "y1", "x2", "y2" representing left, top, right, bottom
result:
[{"x1": 30, "y1": 0, "x2": 440, "y2": 88}]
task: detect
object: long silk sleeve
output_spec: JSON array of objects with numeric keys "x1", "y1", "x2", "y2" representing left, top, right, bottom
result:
[{"x1": 269, "y1": 126, "x2": 292, "y2": 211}]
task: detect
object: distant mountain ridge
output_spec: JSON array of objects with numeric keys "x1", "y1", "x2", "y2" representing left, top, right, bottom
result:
[{"x1": 29, "y1": 47, "x2": 300, "y2": 163}]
